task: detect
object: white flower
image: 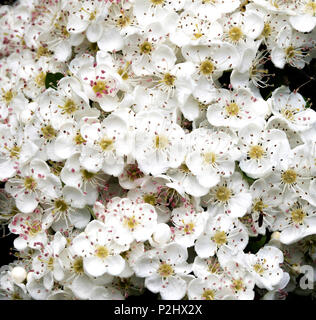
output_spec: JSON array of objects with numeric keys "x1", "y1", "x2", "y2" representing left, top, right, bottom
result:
[
  {"x1": 188, "y1": 275, "x2": 235, "y2": 300},
  {"x1": 105, "y1": 197, "x2": 158, "y2": 246},
  {"x1": 195, "y1": 214, "x2": 249, "y2": 258},
  {"x1": 171, "y1": 205, "x2": 207, "y2": 248},
  {"x1": 133, "y1": 243, "x2": 191, "y2": 300},
  {"x1": 269, "y1": 86, "x2": 316, "y2": 131},
  {"x1": 243, "y1": 245, "x2": 285, "y2": 291},
  {"x1": 207, "y1": 88, "x2": 270, "y2": 129},
  {"x1": 71, "y1": 220, "x2": 127, "y2": 277},
  {"x1": 185, "y1": 127, "x2": 238, "y2": 189},
  {"x1": 238, "y1": 121, "x2": 291, "y2": 179},
  {"x1": 272, "y1": 199, "x2": 316, "y2": 245},
  {"x1": 133, "y1": 111, "x2": 186, "y2": 175},
  {"x1": 201, "y1": 172, "x2": 252, "y2": 218}
]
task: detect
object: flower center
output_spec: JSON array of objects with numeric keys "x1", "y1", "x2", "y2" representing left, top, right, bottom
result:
[
  {"x1": 35, "y1": 72, "x2": 46, "y2": 87},
  {"x1": 3, "y1": 89, "x2": 14, "y2": 103},
  {"x1": 281, "y1": 169, "x2": 297, "y2": 184},
  {"x1": 281, "y1": 108, "x2": 294, "y2": 120},
  {"x1": 253, "y1": 199, "x2": 267, "y2": 212},
  {"x1": 291, "y1": 208, "x2": 306, "y2": 224},
  {"x1": 36, "y1": 46, "x2": 51, "y2": 58},
  {"x1": 285, "y1": 46, "x2": 296, "y2": 59},
  {"x1": 262, "y1": 23, "x2": 271, "y2": 38},
  {"x1": 58, "y1": 99, "x2": 77, "y2": 115},
  {"x1": 9, "y1": 145, "x2": 21, "y2": 158},
  {"x1": 204, "y1": 152, "x2": 216, "y2": 165},
  {"x1": 215, "y1": 186, "x2": 231, "y2": 202},
  {"x1": 99, "y1": 137, "x2": 114, "y2": 151},
  {"x1": 126, "y1": 164, "x2": 144, "y2": 181},
  {"x1": 213, "y1": 231, "x2": 227, "y2": 246},
  {"x1": 125, "y1": 215, "x2": 138, "y2": 230},
  {"x1": 202, "y1": 289, "x2": 215, "y2": 300},
  {"x1": 154, "y1": 135, "x2": 169, "y2": 150},
  {"x1": 229, "y1": 26, "x2": 243, "y2": 42},
  {"x1": 305, "y1": 1, "x2": 316, "y2": 15},
  {"x1": 93, "y1": 81, "x2": 108, "y2": 96},
  {"x1": 95, "y1": 245, "x2": 109, "y2": 259},
  {"x1": 74, "y1": 132, "x2": 86, "y2": 145},
  {"x1": 81, "y1": 169, "x2": 95, "y2": 181},
  {"x1": 162, "y1": 73, "x2": 176, "y2": 86},
  {"x1": 150, "y1": 0, "x2": 164, "y2": 5},
  {"x1": 253, "y1": 263, "x2": 265, "y2": 275},
  {"x1": 249, "y1": 145, "x2": 265, "y2": 160},
  {"x1": 28, "y1": 221, "x2": 42, "y2": 236},
  {"x1": 24, "y1": 177, "x2": 37, "y2": 191},
  {"x1": 226, "y1": 102, "x2": 239, "y2": 116},
  {"x1": 140, "y1": 41, "x2": 152, "y2": 55},
  {"x1": 54, "y1": 199, "x2": 68, "y2": 212},
  {"x1": 143, "y1": 194, "x2": 157, "y2": 206},
  {"x1": 73, "y1": 257, "x2": 84, "y2": 274},
  {"x1": 200, "y1": 60, "x2": 214, "y2": 75},
  {"x1": 117, "y1": 15, "x2": 130, "y2": 28},
  {"x1": 232, "y1": 279, "x2": 244, "y2": 291},
  {"x1": 41, "y1": 125, "x2": 57, "y2": 140},
  {"x1": 157, "y1": 263, "x2": 174, "y2": 277},
  {"x1": 183, "y1": 222, "x2": 195, "y2": 234}
]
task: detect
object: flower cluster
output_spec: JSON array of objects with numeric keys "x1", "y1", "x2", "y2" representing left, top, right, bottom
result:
[{"x1": 0, "y1": 0, "x2": 315, "y2": 300}]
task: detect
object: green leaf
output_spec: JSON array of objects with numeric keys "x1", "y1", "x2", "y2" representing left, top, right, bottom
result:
[{"x1": 45, "y1": 72, "x2": 64, "y2": 89}]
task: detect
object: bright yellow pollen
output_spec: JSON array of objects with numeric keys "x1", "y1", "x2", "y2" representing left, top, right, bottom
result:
[
  {"x1": 54, "y1": 199, "x2": 68, "y2": 212},
  {"x1": 140, "y1": 41, "x2": 152, "y2": 54},
  {"x1": 24, "y1": 177, "x2": 37, "y2": 191},
  {"x1": 74, "y1": 132, "x2": 86, "y2": 145},
  {"x1": 253, "y1": 263, "x2": 265, "y2": 275},
  {"x1": 117, "y1": 15, "x2": 130, "y2": 28},
  {"x1": 143, "y1": 194, "x2": 157, "y2": 206},
  {"x1": 291, "y1": 209, "x2": 306, "y2": 224},
  {"x1": 35, "y1": 72, "x2": 46, "y2": 87},
  {"x1": 249, "y1": 145, "x2": 265, "y2": 160},
  {"x1": 99, "y1": 137, "x2": 114, "y2": 151},
  {"x1": 118, "y1": 68, "x2": 129, "y2": 80},
  {"x1": 215, "y1": 186, "x2": 231, "y2": 202},
  {"x1": 47, "y1": 257, "x2": 54, "y2": 270},
  {"x1": 36, "y1": 46, "x2": 50, "y2": 58},
  {"x1": 262, "y1": 23, "x2": 271, "y2": 38},
  {"x1": 213, "y1": 231, "x2": 227, "y2": 246},
  {"x1": 154, "y1": 135, "x2": 169, "y2": 149},
  {"x1": 92, "y1": 81, "x2": 107, "y2": 95},
  {"x1": 89, "y1": 10, "x2": 96, "y2": 21},
  {"x1": 281, "y1": 108, "x2": 294, "y2": 120},
  {"x1": 162, "y1": 73, "x2": 176, "y2": 86},
  {"x1": 41, "y1": 125, "x2": 57, "y2": 140},
  {"x1": 3, "y1": 90, "x2": 14, "y2": 103},
  {"x1": 232, "y1": 279, "x2": 244, "y2": 291},
  {"x1": 306, "y1": 1, "x2": 316, "y2": 15},
  {"x1": 183, "y1": 222, "x2": 195, "y2": 234},
  {"x1": 202, "y1": 289, "x2": 215, "y2": 300},
  {"x1": 179, "y1": 163, "x2": 190, "y2": 173},
  {"x1": 59, "y1": 99, "x2": 77, "y2": 115},
  {"x1": 73, "y1": 257, "x2": 84, "y2": 274},
  {"x1": 200, "y1": 60, "x2": 214, "y2": 75},
  {"x1": 9, "y1": 145, "x2": 21, "y2": 158},
  {"x1": 95, "y1": 246, "x2": 109, "y2": 259},
  {"x1": 226, "y1": 102, "x2": 239, "y2": 116},
  {"x1": 281, "y1": 169, "x2": 297, "y2": 184},
  {"x1": 253, "y1": 199, "x2": 268, "y2": 212},
  {"x1": 285, "y1": 46, "x2": 296, "y2": 59},
  {"x1": 229, "y1": 26, "x2": 243, "y2": 42},
  {"x1": 28, "y1": 221, "x2": 42, "y2": 236},
  {"x1": 125, "y1": 216, "x2": 138, "y2": 230},
  {"x1": 158, "y1": 263, "x2": 174, "y2": 277},
  {"x1": 150, "y1": 0, "x2": 164, "y2": 5},
  {"x1": 204, "y1": 152, "x2": 216, "y2": 164}
]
